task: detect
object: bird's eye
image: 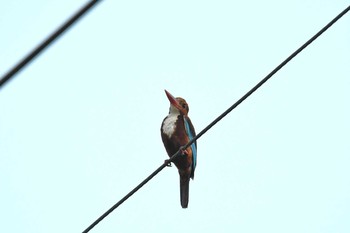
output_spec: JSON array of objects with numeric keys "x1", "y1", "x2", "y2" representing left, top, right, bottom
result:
[{"x1": 182, "y1": 104, "x2": 186, "y2": 108}]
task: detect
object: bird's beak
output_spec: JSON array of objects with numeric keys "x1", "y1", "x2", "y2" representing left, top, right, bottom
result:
[{"x1": 165, "y1": 89, "x2": 182, "y2": 111}]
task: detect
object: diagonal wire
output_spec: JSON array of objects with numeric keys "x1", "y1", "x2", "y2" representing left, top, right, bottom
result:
[
  {"x1": 0, "y1": 0, "x2": 101, "y2": 89},
  {"x1": 181, "y1": 6, "x2": 350, "y2": 152},
  {"x1": 83, "y1": 4, "x2": 350, "y2": 233}
]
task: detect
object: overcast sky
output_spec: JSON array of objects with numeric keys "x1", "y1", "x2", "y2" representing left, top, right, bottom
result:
[{"x1": 1, "y1": 1, "x2": 350, "y2": 233}]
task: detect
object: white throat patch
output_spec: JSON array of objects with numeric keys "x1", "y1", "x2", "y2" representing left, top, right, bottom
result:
[{"x1": 162, "y1": 112, "x2": 180, "y2": 138}]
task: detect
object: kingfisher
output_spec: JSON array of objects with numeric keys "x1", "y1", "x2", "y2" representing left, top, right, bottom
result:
[{"x1": 161, "y1": 89, "x2": 197, "y2": 208}]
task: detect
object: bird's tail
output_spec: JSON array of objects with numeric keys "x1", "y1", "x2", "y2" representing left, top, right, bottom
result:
[{"x1": 180, "y1": 175, "x2": 190, "y2": 208}]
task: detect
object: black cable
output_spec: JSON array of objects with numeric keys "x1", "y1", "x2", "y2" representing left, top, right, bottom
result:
[
  {"x1": 180, "y1": 5, "x2": 350, "y2": 153},
  {"x1": 0, "y1": 0, "x2": 101, "y2": 89},
  {"x1": 82, "y1": 156, "x2": 180, "y2": 233},
  {"x1": 83, "y1": 5, "x2": 350, "y2": 233}
]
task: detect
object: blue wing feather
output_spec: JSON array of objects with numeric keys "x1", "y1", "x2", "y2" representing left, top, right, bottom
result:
[{"x1": 184, "y1": 118, "x2": 197, "y2": 177}]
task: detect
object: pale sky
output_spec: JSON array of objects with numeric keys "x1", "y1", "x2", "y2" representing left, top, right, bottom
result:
[{"x1": 1, "y1": 1, "x2": 350, "y2": 233}]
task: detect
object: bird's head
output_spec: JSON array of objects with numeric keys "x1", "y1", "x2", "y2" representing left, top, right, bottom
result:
[{"x1": 164, "y1": 89, "x2": 189, "y2": 116}]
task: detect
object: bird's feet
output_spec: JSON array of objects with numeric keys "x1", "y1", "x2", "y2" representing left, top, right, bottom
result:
[
  {"x1": 180, "y1": 147, "x2": 189, "y2": 156},
  {"x1": 164, "y1": 159, "x2": 172, "y2": 167}
]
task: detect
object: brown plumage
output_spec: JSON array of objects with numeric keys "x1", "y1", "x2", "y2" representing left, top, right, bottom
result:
[{"x1": 161, "y1": 90, "x2": 197, "y2": 208}]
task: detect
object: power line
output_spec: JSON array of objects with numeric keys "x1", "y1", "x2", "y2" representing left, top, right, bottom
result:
[
  {"x1": 82, "y1": 5, "x2": 350, "y2": 233},
  {"x1": 0, "y1": 0, "x2": 101, "y2": 89}
]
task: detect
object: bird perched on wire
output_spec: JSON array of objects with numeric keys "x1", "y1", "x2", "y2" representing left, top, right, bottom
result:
[{"x1": 161, "y1": 89, "x2": 197, "y2": 208}]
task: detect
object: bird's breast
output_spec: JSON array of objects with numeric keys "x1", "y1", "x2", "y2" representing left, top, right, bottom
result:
[{"x1": 162, "y1": 114, "x2": 179, "y2": 138}]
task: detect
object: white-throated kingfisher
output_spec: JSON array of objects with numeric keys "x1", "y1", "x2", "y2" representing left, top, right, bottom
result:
[{"x1": 161, "y1": 89, "x2": 197, "y2": 208}]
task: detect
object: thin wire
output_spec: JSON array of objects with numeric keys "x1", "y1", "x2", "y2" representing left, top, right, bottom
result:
[
  {"x1": 83, "y1": 5, "x2": 350, "y2": 233},
  {"x1": 0, "y1": 0, "x2": 101, "y2": 89},
  {"x1": 180, "y1": 5, "x2": 350, "y2": 153},
  {"x1": 82, "y1": 155, "x2": 180, "y2": 233}
]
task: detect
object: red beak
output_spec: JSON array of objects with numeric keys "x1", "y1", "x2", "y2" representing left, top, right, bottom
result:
[{"x1": 165, "y1": 89, "x2": 182, "y2": 111}]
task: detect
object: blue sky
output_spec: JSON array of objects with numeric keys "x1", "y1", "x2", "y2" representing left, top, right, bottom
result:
[{"x1": 1, "y1": 1, "x2": 349, "y2": 232}]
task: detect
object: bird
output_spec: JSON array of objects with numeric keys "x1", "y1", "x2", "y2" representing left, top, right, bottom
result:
[{"x1": 161, "y1": 89, "x2": 197, "y2": 208}]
